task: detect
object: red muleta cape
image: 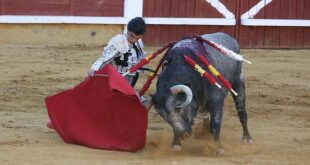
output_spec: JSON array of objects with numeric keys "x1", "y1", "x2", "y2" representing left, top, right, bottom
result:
[{"x1": 45, "y1": 64, "x2": 148, "y2": 151}]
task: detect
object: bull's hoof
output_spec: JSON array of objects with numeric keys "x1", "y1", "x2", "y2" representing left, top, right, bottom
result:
[
  {"x1": 242, "y1": 136, "x2": 253, "y2": 144},
  {"x1": 207, "y1": 143, "x2": 224, "y2": 156},
  {"x1": 196, "y1": 112, "x2": 210, "y2": 119},
  {"x1": 171, "y1": 145, "x2": 182, "y2": 151},
  {"x1": 243, "y1": 138, "x2": 253, "y2": 144},
  {"x1": 212, "y1": 148, "x2": 224, "y2": 156}
]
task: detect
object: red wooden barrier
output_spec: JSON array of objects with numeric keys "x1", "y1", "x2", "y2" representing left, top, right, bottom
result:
[
  {"x1": 142, "y1": 0, "x2": 309, "y2": 48},
  {"x1": 0, "y1": 0, "x2": 309, "y2": 48},
  {"x1": 0, "y1": 0, "x2": 123, "y2": 16}
]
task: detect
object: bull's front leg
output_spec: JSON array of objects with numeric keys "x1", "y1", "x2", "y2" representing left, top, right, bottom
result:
[
  {"x1": 208, "y1": 97, "x2": 225, "y2": 155},
  {"x1": 171, "y1": 128, "x2": 182, "y2": 151}
]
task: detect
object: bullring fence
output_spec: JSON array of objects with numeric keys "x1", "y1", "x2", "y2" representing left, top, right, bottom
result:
[{"x1": 0, "y1": 0, "x2": 309, "y2": 48}]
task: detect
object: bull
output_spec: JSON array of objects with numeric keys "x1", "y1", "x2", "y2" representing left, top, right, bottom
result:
[{"x1": 152, "y1": 32, "x2": 253, "y2": 154}]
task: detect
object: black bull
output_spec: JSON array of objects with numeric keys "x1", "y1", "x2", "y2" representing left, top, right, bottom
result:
[{"x1": 152, "y1": 32, "x2": 253, "y2": 152}]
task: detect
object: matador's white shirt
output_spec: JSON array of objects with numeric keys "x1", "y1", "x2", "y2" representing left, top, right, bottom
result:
[{"x1": 91, "y1": 33, "x2": 145, "y2": 76}]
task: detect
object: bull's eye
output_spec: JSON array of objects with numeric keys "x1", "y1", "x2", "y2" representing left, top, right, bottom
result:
[
  {"x1": 161, "y1": 60, "x2": 170, "y2": 71},
  {"x1": 163, "y1": 60, "x2": 169, "y2": 67}
]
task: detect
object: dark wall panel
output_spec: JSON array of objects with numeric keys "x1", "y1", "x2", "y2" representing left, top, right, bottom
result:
[
  {"x1": 0, "y1": 0, "x2": 123, "y2": 16},
  {"x1": 143, "y1": 0, "x2": 309, "y2": 48},
  {"x1": 143, "y1": 0, "x2": 236, "y2": 46},
  {"x1": 0, "y1": 0, "x2": 2, "y2": 15},
  {"x1": 0, "y1": 0, "x2": 309, "y2": 48},
  {"x1": 4, "y1": 0, "x2": 70, "y2": 15},
  {"x1": 71, "y1": 0, "x2": 123, "y2": 16}
]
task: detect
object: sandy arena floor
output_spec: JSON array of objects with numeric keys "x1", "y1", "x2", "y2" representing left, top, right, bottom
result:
[{"x1": 0, "y1": 44, "x2": 309, "y2": 165}]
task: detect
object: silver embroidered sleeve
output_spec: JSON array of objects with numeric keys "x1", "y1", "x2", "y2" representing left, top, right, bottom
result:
[
  {"x1": 90, "y1": 44, "x2": 119, "y2": 71},
  {"x1": 138, "y1": 39, "x2": 146, "y2": 58}
]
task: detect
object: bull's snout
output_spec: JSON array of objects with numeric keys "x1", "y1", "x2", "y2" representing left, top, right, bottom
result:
[
  {"x1": 183, "y1": 132, "x2": 191, "y2": 140},
  {"x1": 171, "y1": 118, "x2": 192, "y2": 140},
  {"x1": 174, "y1": 128, "x2": 192, "y2": 140}
]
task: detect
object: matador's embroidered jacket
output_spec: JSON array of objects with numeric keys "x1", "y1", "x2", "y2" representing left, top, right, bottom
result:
[{"x1": 90, "y1": 33, "x2": 145, "y2": 81}]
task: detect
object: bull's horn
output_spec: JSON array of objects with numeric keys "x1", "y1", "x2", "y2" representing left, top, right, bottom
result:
[{"x1": 170, "y1": 85, "x2": 193, "y2": 108}]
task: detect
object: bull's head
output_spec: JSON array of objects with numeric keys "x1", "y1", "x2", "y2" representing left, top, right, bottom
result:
[{"x1": 152, "y1": 84, "x2": 197, "y2": 148}]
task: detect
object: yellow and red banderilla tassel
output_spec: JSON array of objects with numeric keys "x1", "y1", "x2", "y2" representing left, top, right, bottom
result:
[
  {"x1": 184, "y1": 56, "x2": 221, "y2": 89},
  {"x1": 197, "y1": 55, "x2": 238, "y2": 96},
  {"x1": 184, "y1": 55, "x2": 238, "y2": 96}
]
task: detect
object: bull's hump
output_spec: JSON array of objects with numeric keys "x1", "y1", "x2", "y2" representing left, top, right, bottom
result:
[{"x1": 172, "y1": 39, "x2": 198, "y2": 49}]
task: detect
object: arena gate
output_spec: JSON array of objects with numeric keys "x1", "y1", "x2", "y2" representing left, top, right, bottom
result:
[{"x1": 0, "y1": 0, "x2": 309, "y2": 48}]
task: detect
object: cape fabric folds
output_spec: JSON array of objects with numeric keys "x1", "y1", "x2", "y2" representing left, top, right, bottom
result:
[{"x1": 45, "y1": 64, "x2": 148, "y2": 151}]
